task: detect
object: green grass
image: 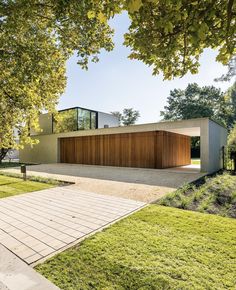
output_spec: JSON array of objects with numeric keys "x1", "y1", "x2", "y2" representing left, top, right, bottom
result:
[
  {"x1": 0, "y1": 162, "x2": 27, "y2": 168},
  {"x1": 191, "y1": 159, "x2": 200, "y2": 165},
  {"x1": 159, "y1": 173, "x2": 236, "y2": 218},
  {"x1": 0, "y1": 175, "x2": 55, "y2": 198},
  {"x1": 0, "y1": 170, "x2": 68, "y2": 186},
  {"x1": 36, "y1": 205, "x2": 236, "y2": 290}
]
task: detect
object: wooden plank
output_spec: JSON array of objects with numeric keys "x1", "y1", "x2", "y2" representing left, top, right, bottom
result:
[{"x1": 60, "y1": 131, "x2": 191, "y2": 169}]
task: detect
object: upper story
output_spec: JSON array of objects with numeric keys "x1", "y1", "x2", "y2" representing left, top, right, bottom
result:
[{"x1": 31, "y1": 106, "x2": 119, "y2": 136}]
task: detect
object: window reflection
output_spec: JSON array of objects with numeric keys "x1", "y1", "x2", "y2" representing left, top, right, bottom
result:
[
  {"x1": 78, "y1": 109, "x2": 91, "y2": 130},
  {"x1": 53, "y1": 107, "x2": 97, "y2": 133},
  {"x1": 91, "y1": 112, "x2": 97, "y2": 130},
  {"x1": 53, "y1": 108, "x2": 77, "y2": 134}
]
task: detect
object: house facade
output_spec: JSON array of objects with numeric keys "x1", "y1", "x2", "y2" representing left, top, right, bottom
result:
[{"x1": 20, "y1": 112, "x2": 227, "y2": 173}]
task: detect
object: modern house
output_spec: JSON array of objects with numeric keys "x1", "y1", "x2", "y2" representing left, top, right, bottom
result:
[{"x1": 19, "y1": 107, "x2": 227, "y2": 173}]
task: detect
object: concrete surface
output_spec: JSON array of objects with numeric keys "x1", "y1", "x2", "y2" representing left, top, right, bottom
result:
[
  {"x1": 2, "y1": 164, "x2": 204, "y2": 203},
  {"x1": 4, "y1": 163, "x2": 204, "y2": 202},
  {"x1": 0, "y1": 185, "x2": 145, "y2": 265},
  {"x1": 0, "y1": 244, "x2": 59, "y2": 290}
]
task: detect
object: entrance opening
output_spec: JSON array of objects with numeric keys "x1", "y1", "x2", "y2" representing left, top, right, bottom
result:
[{"x1": 191, "y1": 136, "x2": 200, "y2": 167}]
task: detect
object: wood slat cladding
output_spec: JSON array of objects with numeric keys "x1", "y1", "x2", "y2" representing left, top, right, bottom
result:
[{"x1": 60, "y1": 131, "x2": 191, "y2": 169}]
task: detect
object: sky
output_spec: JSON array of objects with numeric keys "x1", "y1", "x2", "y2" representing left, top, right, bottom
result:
[{"x1": 58, "y1": 12, "x2": 235, "y2": 124}]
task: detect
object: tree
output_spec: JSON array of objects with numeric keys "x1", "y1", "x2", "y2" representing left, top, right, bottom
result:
[
  {"x1": 111, "y1": 108, "x2": 140, "y2": 126},
  {"x1": 225, "y1": 82, "x2": 236, "y2": 124},
  {"x1": 0, "y1": 149, "x2": 9, "y2": 164},
  {"x1": 122, "y1": 108, "x2": 140, "y2": 126},
  {"x1": 228, "y1": 123, "x2": 236, "y2": 146},
  {"x1": 161, "y1": 83, "x2": 235, "y2": 158},
  {"x1": 160, "y1": 83, "x2": 234, "y2": 129},
  {"x1": 1, "y1": 0, "x2": 235, "y2": 151},
  {"x1": 110, "y1": 111, "x2": 122, "y2": 126},
  {"x1": 0, "y1": 0, "x2": 117, "y2": 151},
  {"x1": 215, "y1": 56, "x2": 236, "y2": 82},
  {"x1": 124, "y1": 0, "x2": 236, "y2": 79}
]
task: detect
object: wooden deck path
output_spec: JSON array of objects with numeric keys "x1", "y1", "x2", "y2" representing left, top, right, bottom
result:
[{"x1": 0, "y1": 186, "x2": 145, "y2": 265}]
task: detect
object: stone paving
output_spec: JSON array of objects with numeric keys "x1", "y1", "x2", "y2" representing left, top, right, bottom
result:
[{"x1": 0, "y1": 185, "x2": 145, "y2": 265}]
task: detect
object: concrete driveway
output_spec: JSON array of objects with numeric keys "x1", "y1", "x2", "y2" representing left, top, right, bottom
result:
[{"x1": 3, "y1": 164, "x2": 204, "y2": 202}]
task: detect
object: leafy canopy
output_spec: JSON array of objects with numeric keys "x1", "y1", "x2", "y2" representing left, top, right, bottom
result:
[
  {"x1": 160, "y1": 83, "x2": 234, "y2": 129},
  {"x1": 1, "y1": 0, "x2": 235, "y2": 149},
  {"x1": 111, "y1": 108, "x2": 140, "y2": 126}
]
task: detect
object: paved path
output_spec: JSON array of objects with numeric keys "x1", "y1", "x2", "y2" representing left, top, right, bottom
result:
[
  {"x1": 2, "y1": 164, "x2": 204, "y2": 202},
  {"x1": 0, "y1": 244, "x2": 59, "y2": 290},
  {"x1": 0, "y1": 185, "x2": 145, "y2": 265}
]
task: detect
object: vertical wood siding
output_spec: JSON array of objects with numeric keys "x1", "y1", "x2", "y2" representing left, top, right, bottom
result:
[{"x1": 60, "y1": 131, "x2": 191, "y2": 169}]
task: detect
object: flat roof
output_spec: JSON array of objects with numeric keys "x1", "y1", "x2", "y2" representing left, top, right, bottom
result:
[{"x1": 46, "y1": 117, "x2": 225, "y2": 139}]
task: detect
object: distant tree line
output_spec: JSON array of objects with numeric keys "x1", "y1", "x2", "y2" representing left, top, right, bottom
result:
[{"x1": 111, "y1": 108, "x2": 140, "y2": 126}]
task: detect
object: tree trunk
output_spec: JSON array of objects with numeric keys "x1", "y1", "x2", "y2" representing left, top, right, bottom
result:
[{"x1": 0, "y1": 148, "x2": 9, "y2": 163}]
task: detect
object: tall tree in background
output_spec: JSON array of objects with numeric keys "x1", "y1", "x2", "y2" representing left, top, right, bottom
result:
[
  {"x1": 160, "y1": 83, "x2": 234, "y2": 129},
  {"x1": 225, "y1": 82, "x2": 236, "y2": 124},
  {"x1": 161, "y1": 83, "x2": 235, "y2": 157},
  {"x1": 122, "y1": 108, "x2": 140, "y2": 126},
  {"x1": 1, "y1": 0, "x2": 235, "y2": 151},
  {"x1": 110, "y1": 111, "x2": 123, "y2": 126},
  {"x1": 111, "y1": 108, "x2": 140, "y2": 126}
]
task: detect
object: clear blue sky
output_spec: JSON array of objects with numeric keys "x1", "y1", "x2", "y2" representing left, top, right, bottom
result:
[{"x1": 58, "y1": 12, "x2": 234, "y2": 124}]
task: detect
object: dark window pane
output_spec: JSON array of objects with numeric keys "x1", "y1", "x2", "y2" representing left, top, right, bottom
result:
[{"x1": 53, "y1": 109, "x2": 77, "y2": 133}]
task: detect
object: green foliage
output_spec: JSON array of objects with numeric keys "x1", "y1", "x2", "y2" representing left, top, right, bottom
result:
[
  {"x1": 122, "y1": 108, "x2": 140, "y2": 125},
  {"x1": 0, "y1": 162, "x2": 27, "y2": 168},
  {"x1": 110, "y1": 111, "x2": 122, "y2": 126},
  {"x1": 0, "y1": 170, "x2": 67, "y2": 185},
  {"x1": 215, "y1": 56, "x2": 236, "y2": 81},
  {"x1": 228, "y1": 123, "x2": 236, "y2": 146},
  {"x1": 124, "y1": 0, "x2": 236, "y2": 79},
  {"x1": 225, "y1": 82, "x2": 236, "y2": 127},
  {"x1": 111, "y1": 108, "x2": 140, "y2": 126},
  {"x1": 36, "y1": 205, "x2": 236, "y2": 289},
  {"x1": 0, "y1": 0, "x2": 117, "y2": 150},
  {"x1": 1, "y1": 0, "x2": 235, "y2": 150},
  {"x1": 159, "y1": 173, "x2": 236, "y2": 218},
  {"x1": 53, "y1": 109, "x2": 78, "y2": 134},
  {"x1": 161, "y1": 83, "x2": 234, "y2": 129},
  {"x1": 0, "y1": 175, "x2": 54, "y2": 198}
]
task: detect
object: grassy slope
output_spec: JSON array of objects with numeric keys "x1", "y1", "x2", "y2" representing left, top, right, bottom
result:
[
  {"x1": 36, "y1": 205, "x2": 236, "y2": 290},
  {"x1": 0, "y1": 175, "x2": 54, "y2": 198},
  {"x1": 159, "y1": 173, "x2": 236, "y2": 218}
]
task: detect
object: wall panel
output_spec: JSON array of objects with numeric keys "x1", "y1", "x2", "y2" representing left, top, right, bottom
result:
[{"x1": 60, "y1": 131, "x2": 191, "y2": 169}]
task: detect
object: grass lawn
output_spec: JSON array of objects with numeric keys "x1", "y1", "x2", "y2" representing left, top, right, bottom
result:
[
  {"x1": 0, "y1": 162, "x2": 25, "y2": 168},
  {"x1": 191, "y1": 159, "x2": 200, "y2": 165},
  {"x1": 159, "y1": 173, "x2": 236, "y2": 218},
  {"x1": 0, "y1": 175, "x2": 54, "y2": 198},
  {"x1": 36, "y1": 205, "x2": 236, "y2": 290}
]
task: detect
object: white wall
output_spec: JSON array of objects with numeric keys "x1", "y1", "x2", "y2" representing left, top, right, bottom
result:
[
  {"x1": 98, "y1": 112, "x2": 119, "y2": 128},
  {"x1": 208, "y1": 120, "x2": 227, "y2": 172},
  {"x1": 200, "y1": 119, "x2": 227, "y2": 173}
]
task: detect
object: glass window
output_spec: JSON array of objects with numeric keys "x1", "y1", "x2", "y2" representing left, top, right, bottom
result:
[
  {"x1": 52, "y1": 107, "x2": 98, "y2": 133},
  {"x1": 53, "y1": 108, "x2": 77, "y2": 133},
  {"x1": 78, "y1": 109, "x2": 91, "y2": 130},
  {"x1": 91, "y1": 112, "x2": 97, "y2": 129}
]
